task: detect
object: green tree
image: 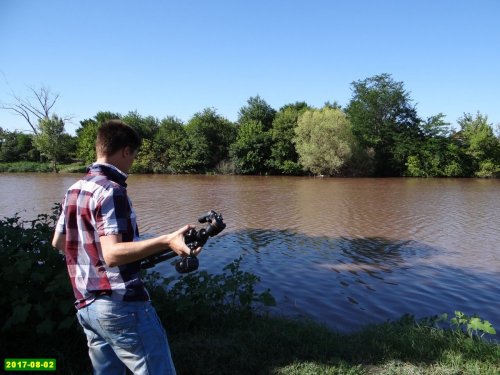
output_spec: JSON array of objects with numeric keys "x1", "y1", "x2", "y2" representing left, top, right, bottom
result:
[
  {"x1": 294, "y1": 108, "x2": 358, "y2": 176},
  {"x1": 230, "y1": 120, "x2": 272, "y2": 174},
  {"x1": 32, "y1": 115, "x2": 68, "y2": 172},
  {"x1": 346, "y1": 73, "x2": 422, "y2": 176},
  {"x1": 122, "y1": 111, "x2": 159, "y2": 140},
  {"x1": 268, "y1": 102, "x2": 310, "y2": 174},
  {"x1": 405, "y1": 114, "x2": 453, "y2": 177},
  {"x1": 458, "y1": 112, "x2": 500, "y2": 177},
  {"x1": 0, "y1": 130, "x2": 39, "y2": 162},
  {"x1": 238, "y1": 96, "x2": 276, "y2": 131},
  {"x1": 156, "y1": 117, "x2": 192, "y2": 173},
  {"x1": 185, "y1": 108, "x2": 236, "y2": 172}
]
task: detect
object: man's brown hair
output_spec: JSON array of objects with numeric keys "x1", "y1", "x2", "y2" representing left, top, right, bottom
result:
[{"x1": 96, "y1": 120, "x2": 142, "y2": 157}]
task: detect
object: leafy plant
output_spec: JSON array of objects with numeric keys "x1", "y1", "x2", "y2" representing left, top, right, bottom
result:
[
  {"x1": 0, "y1": 204, "x2": 76, "y2": 337},
  {"x1": 144, "y1": 256, "x2": 275, "y2": 329},
  {"x1": 451, "y1": 310, "x2": 497, "y2": 338}
]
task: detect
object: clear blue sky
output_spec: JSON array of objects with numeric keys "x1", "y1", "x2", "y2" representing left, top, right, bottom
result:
[{"x1": 1, "y1": 0, "x2": 499, "y2": 135}]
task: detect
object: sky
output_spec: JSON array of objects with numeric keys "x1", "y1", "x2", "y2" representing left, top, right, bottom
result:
[{"x1": 0, "y1": 0, "x2": 499, "y2": 135}]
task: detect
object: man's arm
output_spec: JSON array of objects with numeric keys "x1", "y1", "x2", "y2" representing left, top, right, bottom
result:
[
  {"x1": 100, "y1": 224, "x2": 201, "y2": 267},
  {"x1": 52, "y1": 231, "x2": 66, "y2": 252}
]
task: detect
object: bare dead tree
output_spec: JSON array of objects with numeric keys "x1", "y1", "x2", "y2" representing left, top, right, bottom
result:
[{"x1": 1, "y1": 86, "x2": 72, "y2": 134}]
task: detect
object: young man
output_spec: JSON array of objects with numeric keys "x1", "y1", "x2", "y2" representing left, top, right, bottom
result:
[{"x1": 52, "y1": 120, "x2": 199, "y2": 375}]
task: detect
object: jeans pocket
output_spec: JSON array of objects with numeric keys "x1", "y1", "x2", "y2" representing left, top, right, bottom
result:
[
  {"x1": 76, "y1": 311, "x2": 98, "y2": 345},
  {"x1": 97, "y1": 312, "x2": 140, "y2": 351}
]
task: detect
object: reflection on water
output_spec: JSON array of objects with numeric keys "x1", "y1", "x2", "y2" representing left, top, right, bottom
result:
[
  {"x1": 180, "y1": 230, "x2": 500, "y2": 338},
  {"x1": 1, "y1": 174, "x2": 499, "y2": 336}
]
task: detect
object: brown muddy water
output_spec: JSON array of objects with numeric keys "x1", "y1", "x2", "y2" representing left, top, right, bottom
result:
[{"x1": 1, "y1": 173, "x2": 499, "y2": 336}]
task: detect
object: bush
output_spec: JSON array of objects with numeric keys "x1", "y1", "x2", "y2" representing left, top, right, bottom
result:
[
  {"x1": 0, "y1": 205, "x2": 88, "y2": 374},
  {"x1": 144, "y1": 256, "x2": 276, "y2": 331}
]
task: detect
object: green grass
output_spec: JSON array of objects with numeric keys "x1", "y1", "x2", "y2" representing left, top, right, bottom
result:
[
  {"x1": 0, "y1": 161, "x2": 86, "y2": 173},
  {"x1": 161, "y1": 313, "x2": 500, "y2": 375}
]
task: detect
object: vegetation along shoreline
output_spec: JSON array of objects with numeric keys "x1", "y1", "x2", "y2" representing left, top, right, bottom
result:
[{"x1": 1, "y1": 74, "x2": 499, "y2": 178}]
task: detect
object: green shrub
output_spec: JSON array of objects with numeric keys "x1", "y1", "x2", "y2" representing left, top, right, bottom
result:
[
  {"x1": 144, "y1": 256, "x2": 276, "y2": 331},
  {"x1": 0, "y1": 205, "x2": 76, "y2": 336}
]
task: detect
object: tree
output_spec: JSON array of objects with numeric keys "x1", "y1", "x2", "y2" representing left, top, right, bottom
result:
[
  {"x1": 405, "y1": 114, "x2": 452, "y2": 177},
  {"x1": 185, "y1": 108, "x2": 236, "y2": 172},
  {"x1": 1, "y1": 86, "x2": 71, "y2": 135},
  {"x1": 294, "y1": 108, "x2": 358, "y2": 176},
  {"x1": 32, "y1": 115, "x2": 68, "y2": 172},
  {"x1": 230, "y1": 120, "x2": 272, "y2": 174},
  {"x1": 458, "y1": 112, "x2": 500, "y2": 177},
  {"x1": 154, "y1": 116, "x2": 192, "y2": 173},
  {"x1": 122, "y1": 111, "x2": 159, "y2": 140},
  {"x1": 238, "y1": 96, "x2": 276, "y2": 131},
  {"x1": 0, "y1": 129, "x2": 38, "y2": 162},
  {"x1": 346, "y1": 74, "x2": 422, "y2": 176},
  {"x1": 268, "y1": 102, "x2": 310, "y2": 174}
]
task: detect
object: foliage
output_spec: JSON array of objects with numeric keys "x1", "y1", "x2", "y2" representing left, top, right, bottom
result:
[
  {"x1": 2, "y1": 74, "x2": 499, "y2": 178},
  {"x1": 0, "y1": 205, "x2": 76, "y2": 337},
  {"x1": 153, "y1": 116, "x2": 192, "y2": 173},
  {"x1": 347, "y1": 73, "x2": 422, "y2": 176},
  {"x1": 145, "y1": 256, "x2": 275, "y2": 330},
  {"x1": 238, "y1": 95, "x2": 276, "y2": 131},
  {"x1": 458, "y1": 112, "x2": 500, "y2": 177},
  {"x1": 185, "y1": 108, "x2": 237, "y2": 172},
  {"x1": 32, "y1": 115, "x2": 71, "y2": 172},
  {"x1": 0, "y1": 161, "x2": 53, "y2": 172},
  {"x1": 268, "y1": 104, "x2": 309, "y2": 175},
  {"x1": 0, "y1": 129, "x2": 39, "y2": 162},
  {"x1": 229, "y1": 120, "x2": 272, "y2": 174},
  {"x1": 450, "y1": 310, "x2": 497, "y2": 338},
  {"x1": 122, "y1": 110, "x2": 159, "y2": 140},
  {"x1": 294, "y1": 107, "x2": 358, "y2": 176}
]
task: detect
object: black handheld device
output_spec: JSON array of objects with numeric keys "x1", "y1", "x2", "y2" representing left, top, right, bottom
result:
[{"x1": 140, "y1": 210, "x2": 226, "y2": 273}]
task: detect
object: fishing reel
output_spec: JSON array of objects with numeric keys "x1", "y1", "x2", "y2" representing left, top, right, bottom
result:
[{"x1": 140, "y1": 210, "x2": 226, "y2": 273}]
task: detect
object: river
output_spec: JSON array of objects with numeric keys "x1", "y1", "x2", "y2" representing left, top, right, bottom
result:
[{"x1": 1, "y1": 173, "x2": 499, "y2": 336}]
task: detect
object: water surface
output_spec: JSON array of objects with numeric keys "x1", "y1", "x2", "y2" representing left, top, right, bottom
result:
[{"x1": 1, "y1": 174, "x2": 499, "y2": 336}]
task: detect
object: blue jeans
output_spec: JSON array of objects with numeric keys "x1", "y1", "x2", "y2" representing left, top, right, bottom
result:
[{"x1": 76, "y1": 297, "x2": 176, "y2": 375}]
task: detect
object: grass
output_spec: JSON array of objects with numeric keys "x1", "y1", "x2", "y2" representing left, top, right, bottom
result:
[
  {"x1": 0, "y1": 161, "x2": 86, "y2": 173},
  {"x1": 161, "y1": 313, "x2": 500, "y2": 375},
  {"x1": 4, "y1": 311, "x2": 498, "y2": 375}
]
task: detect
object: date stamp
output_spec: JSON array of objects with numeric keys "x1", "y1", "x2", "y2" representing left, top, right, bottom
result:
[{"x1": 4, "y1": 359, "x2": 56, "y2": 372}]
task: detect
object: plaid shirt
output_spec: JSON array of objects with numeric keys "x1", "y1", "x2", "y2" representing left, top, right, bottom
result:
[{"x1": 56, "y1": 163, "x2": 149, "y2": 309}]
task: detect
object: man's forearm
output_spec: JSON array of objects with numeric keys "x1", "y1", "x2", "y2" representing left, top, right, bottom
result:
[
  {"x1": 100, "y1": 234, "x2": 171, "y2": 267},
  {"x1": 100, "y1": 224, "x2": 199, "y2": 267},
  {"x1": 52, "y1": 232, "x2": 66, "y2": 252}
]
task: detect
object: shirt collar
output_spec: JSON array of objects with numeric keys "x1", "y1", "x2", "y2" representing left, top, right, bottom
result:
[{"x1": 87, "y1": 163, "x2": 128, "y2": 187}]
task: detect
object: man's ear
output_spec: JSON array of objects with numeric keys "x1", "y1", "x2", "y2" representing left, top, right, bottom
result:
[{"x1": 122, "y1": 146, "x2": 132, "y2": 157}]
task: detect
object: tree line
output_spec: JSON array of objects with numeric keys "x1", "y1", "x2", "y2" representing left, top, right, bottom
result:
[{"x1": 1, "y1": 74, "x2": 499, "y2": 177}]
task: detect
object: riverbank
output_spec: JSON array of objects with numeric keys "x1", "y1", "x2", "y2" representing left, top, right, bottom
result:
[
  {"x1": 4, "y1": 308, "x2": 500, "y2": 374},
  {"x1": 1, "y1": 199, "x2": 499, "y2": 374},
  {"x1": 1, "y1": 161, "x2": 499, "y2": 178},
  {"x1": 0, "y1": 161, "x2": 87, "y2": 173}
]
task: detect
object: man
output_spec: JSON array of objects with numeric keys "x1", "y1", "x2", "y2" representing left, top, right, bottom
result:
[{"x1": 52, "y1": 120, "x2": 199, "y2": 375}]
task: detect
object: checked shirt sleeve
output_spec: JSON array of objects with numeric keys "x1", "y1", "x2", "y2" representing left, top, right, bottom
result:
[{"x1": 96, "y1": 186, "x2": 131, "y2": 237}]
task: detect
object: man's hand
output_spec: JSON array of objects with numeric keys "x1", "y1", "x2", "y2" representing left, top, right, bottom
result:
[{"x1": 167, "y1": 224, "x2": 202, "y2": 257}]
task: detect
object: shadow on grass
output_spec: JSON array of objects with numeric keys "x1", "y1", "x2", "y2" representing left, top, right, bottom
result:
[{"x1": 166, "y1": 309, "x2": 500, "y2": 375}]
